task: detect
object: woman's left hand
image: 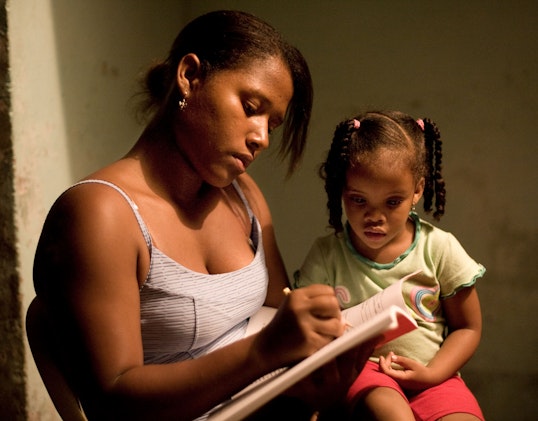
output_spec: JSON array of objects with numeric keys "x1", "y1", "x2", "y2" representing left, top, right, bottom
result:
[{"x1": 287, "y1": 337, "x2": 378, "y2": 410}]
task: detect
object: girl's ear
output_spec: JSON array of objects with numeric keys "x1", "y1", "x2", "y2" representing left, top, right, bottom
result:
[
  {"x1": 413, "y1": 177, "x2": 425, "y2": 204},
  {"x1": 176, "y1": 53, "x2": 202, "y2": 97}
]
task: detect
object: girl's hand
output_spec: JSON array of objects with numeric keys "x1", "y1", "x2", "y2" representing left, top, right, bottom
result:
[
  {"x1": 379, "y1": 287, "x2": 482, "y2": 392},
  {"x1": 253, "y1": 284, "x2": 346, "y2": 371},
  {"x1": 378, "y1": 352, "x2": 446, "y2": 390}
]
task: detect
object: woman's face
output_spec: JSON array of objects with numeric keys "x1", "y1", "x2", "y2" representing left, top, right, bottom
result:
[
  {"x1": 176, "y1": 55, "x2": 293, "y2": 187},
  {"x1": 342, "y1": 148, "x2": 423, "y2": 262}
]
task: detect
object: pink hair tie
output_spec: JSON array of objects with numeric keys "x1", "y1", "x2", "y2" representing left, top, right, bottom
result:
[
  {"x1": 416, "y1": 119, "x2": 425, "y2": 131},
  {"x1": 353, "y1": 119, "x2": 361, "y2": 129}
]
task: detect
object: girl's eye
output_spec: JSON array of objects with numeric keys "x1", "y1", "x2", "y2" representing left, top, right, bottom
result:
[
  {"x1": 387, "y1": 199, "x2": 403, "y2": 207},
  {"x1": 350, "y1": 196, "x2": 366, "y2": 205}
]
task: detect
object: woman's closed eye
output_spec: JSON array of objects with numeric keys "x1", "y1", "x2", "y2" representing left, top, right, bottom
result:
[{"x1": 243, "y1": 102, "x2": 258, "y2": 117}]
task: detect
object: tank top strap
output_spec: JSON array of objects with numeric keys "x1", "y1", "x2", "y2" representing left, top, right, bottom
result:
[
  {"x1": 231, "y1": 180, "x2": 254, "y2": 221},
  {"x1": 72, "y1": 179, "x2": 152, "y2": 249},
  {"x1": 231, "y1": 180, "x2": 260, "y2": 251}
]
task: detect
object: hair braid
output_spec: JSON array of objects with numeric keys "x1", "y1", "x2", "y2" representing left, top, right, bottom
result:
[
  {"x1": 422, "y1": 118, "x2": 445, "y2": 220},
  {"x1": 319, "y1": 119, "x2": 356, "y2": 233},
  {"x1": 422, "y1": 121, "x2": 434, "y2": 214}
]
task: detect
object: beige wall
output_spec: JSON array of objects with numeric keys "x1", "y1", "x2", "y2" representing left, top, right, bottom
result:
[
  {"x1": 8, "y1": 1, "x2": 537, "y2": 419},
  {"x1": 8, "y1": 0, "x2": 187, "y2": 418}
]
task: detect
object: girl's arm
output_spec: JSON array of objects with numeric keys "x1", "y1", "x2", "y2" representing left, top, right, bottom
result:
[
  {"x1": 425, "y1": 285, "x2": 482, "y2": 381},
  {"x1": 379, "y1": 285, "x2": 482, "y2": 390}
]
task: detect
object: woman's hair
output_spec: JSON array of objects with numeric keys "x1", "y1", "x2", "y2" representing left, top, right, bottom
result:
[
  {"x1": 320, "y1": 110, "x2": 446, "y2": 233},
  {"x1": 138, "y1": 10, "x2": 313, "y2": 174}
]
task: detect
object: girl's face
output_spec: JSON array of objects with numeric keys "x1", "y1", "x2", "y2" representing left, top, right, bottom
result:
[
  {"x1": 176, "y1": 55, "x2": 293, "y2": 187},
  {"x1": 342, "y1": 148, "x2": 424, "y2": 263}
]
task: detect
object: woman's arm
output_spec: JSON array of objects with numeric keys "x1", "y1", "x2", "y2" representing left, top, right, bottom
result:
[
  {"x1": 235, "y1": 174, "x2": 378, "y2": 411},
  {"x1": 235, "y1": 174, "x2": 289, "y2": 307},
  {"x1": 34, "y1": 183, "x2": 345, "y2": 420}
]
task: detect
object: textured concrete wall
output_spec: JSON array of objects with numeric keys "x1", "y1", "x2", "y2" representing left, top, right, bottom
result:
[
  {"x1": 0, "y1": 0, "x2": 26, "y2": 418},
  {"x1": 7, "y1": 1, "x2": 187, "y2": 419}
]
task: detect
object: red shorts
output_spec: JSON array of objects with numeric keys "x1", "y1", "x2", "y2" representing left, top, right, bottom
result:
[{"x1": 347, "y1": 361, "x2": 484, "y2": 421}]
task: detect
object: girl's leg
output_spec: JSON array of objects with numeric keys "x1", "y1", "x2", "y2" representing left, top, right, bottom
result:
[
  {"x1": 352, "y1": 386, "x2": 415, "y2": 421},
  {"x1": 438, "y1": 415, "x2": 482, "y2": 421},
  {"x1": 409, "y1": 376, "x2": 484, "y2": 421}
]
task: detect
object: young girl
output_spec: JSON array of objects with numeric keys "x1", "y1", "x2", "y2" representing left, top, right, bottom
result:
[{"x1": 293, "y1": 111, "x2": 485, "y2": 420}]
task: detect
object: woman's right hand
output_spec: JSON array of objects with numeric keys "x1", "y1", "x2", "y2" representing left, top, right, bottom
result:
[
  {"x1": 252, "y1": 285, "x2": 380, "y2": 412},
  {"x1": 252, "y1": 284, "x2": 346, "y2": 371}
]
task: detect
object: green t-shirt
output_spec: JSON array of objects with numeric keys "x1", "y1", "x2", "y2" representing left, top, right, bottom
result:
[{"x1": 293, "y1": 213, "x2": 485, "y2": 365}]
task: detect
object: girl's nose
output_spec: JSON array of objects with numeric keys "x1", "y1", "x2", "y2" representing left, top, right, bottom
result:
[{"x1": 364, "y1": 207, "x2": 383, "y2": 222}]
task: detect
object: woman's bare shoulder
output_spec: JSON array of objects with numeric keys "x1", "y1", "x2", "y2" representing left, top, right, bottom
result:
[
  {"x1": 51, "y1": 157, "x2": 146, "y2": 221},
  {"x1": 47, "y1": 177, "x2": 137, "y2": 222},
  {"x1": 34, "y1": 177, "x2": 147, "y2": 296}
]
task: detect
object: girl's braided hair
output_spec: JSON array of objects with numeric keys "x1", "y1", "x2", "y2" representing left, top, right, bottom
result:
[{"x1": 319, "y1": 110, "x2": 446, "y2": 234}]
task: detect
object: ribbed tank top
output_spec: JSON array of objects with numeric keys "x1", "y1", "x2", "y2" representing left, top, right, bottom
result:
[{"x1": 74, "y1": 179, "x2": 268, "y2": 365}]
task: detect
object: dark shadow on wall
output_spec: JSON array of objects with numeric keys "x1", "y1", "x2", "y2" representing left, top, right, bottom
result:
[
  {"x1": 465, "y1": 369, "x2": 538, "y2": 419},
  {"x1": 0, "y1": 1, "x2": 26, "y2": 419}
]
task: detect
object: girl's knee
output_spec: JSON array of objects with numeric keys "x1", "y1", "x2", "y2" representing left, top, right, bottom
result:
[{"x1": 354, "y1": 387, "x2": 414, "y2": 421}]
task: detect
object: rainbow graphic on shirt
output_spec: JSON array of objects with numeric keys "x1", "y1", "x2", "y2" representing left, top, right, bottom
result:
[{"x1": 409, "y1": 285, "x2": 440, "y2": 322}]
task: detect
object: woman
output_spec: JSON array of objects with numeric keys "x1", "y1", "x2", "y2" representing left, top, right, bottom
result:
[{"x1": 32, "y1": 10, "x2": 371, "y2": 420}]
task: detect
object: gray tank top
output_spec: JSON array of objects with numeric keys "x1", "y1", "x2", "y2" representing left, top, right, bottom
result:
[{"x1": 74, "y1": 179, "x2": 269, "y2": 364}]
